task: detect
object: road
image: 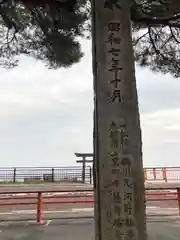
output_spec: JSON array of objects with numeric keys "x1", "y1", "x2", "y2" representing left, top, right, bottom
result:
[
  {"x1": 0, "y1": 182, "x2": 179, "y2": 221},
  {"x1": 0, "y1": 217, "x2": 180, "y2": 240},
  {"x1": 0, "y1": 181, "x2": 179, "y2": 192},
  {"x1": 0, "y1": 182, "x2": 179, "y2": 239},
  {"x1": 0, "y1": 182, "x2": 93, "y2": 193}
]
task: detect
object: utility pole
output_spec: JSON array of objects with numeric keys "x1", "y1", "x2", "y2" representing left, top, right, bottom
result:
[{"x1": 91, "y1": 0, "x2": 147, "y2": 240}]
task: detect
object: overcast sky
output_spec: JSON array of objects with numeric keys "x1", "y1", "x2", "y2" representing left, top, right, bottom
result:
[{"x1": 0, "y1": 39, "x2": 179, "y2": 168}]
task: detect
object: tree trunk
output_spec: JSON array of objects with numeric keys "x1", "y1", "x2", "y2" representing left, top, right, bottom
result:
[{"x1": 92, "y1": 0, "x2": 147, "y2": 240}]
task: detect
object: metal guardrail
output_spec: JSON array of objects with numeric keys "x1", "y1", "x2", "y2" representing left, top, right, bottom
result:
[
  {"x1": 0, "y1": 187, "x2": 180, "y2": 223},
  {"x1": 0, "y1": 166, "x2": 180, "y2": 184},
  {"x1": 0, "y1": 166, "x2": 92, "y2": 184}
]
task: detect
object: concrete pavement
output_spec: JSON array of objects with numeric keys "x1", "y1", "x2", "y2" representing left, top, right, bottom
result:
[
  {"x1": 0, "y1": 206, "x2": 179, "y2": 222},
  {"x1": 0, "y1": 182, "x2": 180, "y2": 239},
  {"x1": 0, "y1": 183, "x2": 93, "y2": 193},
  {"x1": 0, "y1": 217, "x2": 180, "y2": 240},
  {"x1": 148, "y1": 216, "x2": 180, "y2": 240},
  {"x1": 0, "y1": 181, "x2": 180, "y2": 193}
]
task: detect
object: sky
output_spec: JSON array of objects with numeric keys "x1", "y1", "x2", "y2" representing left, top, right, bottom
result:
[{"x1": 0, "y1": 39, "x2": 180, "y2": 168}]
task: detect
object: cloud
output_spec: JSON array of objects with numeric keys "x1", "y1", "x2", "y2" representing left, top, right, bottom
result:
[
  {"x1": 0, "y1": 40, "x2": 93, "y2": 167},
  {"x1": 136, "y1": 67, "x2": 180, "y2": 114},
  {"x1": 141, "y1": 108, "x2": 180, "y2": 167},
  {"x1": 0, "y1": 39, "x2": 179, "y2": 169}
]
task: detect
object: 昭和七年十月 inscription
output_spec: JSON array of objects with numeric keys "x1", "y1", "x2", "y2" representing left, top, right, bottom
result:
[{"x1": 105, "y1": 21, "x2": 124, "y2": 104}]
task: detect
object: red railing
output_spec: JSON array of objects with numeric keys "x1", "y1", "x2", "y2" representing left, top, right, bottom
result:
[
  {"x1": 0, "y1": 188, "x2": 180, "y2": 224},
  {"x1": 144, "y1": 167, "x2": 180, "y2": 182}
]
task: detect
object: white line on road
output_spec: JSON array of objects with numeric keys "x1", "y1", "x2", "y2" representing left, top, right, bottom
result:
[
  {"x1": 12, "y1": 210, "x2": 36, "y2": 214},
  {"x1": 71, "y1": 208, "x2": 94, "y2": 212},
  {"x1": 0, "y1": 208, "x2": 94, "y2": 215},
  {"x1": 0, "y1": 212, "x2": 13, "y2": 215},
  {"x1": 45, "y1": 220, "x2": 52, "y2": 226},
  {"x1": 0, "y1": 207, "x2": 178, "y2": 216},
  {"x1": 147, "y1": 206, "x2": 179, "y2": 210}
]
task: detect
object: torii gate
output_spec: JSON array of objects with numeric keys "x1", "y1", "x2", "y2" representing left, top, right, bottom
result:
[{"x1": 74, "y1": 153, "x2": 93, "y2": 183}]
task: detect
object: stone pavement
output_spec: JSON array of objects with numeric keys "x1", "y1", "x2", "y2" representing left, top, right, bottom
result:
[{"x1": 0, "y1": 217, "x2": 179, "y2": 240}]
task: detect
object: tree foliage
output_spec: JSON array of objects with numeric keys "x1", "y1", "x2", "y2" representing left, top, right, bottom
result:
[
  {"x1": 0, "y1": 0, "x2": 180, "y2": 78},
  {"x1": 0, "y1": 0, "x2": 90, "y2": 69},
  {"x1": 132, "y1": 0, "x2": 180, "y2": 77}
]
